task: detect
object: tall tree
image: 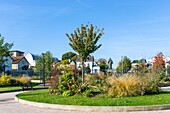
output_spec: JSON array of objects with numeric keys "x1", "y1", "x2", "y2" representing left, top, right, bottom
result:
[
  {"x1": 35, "y1": 51, "x2": 53, "y2": 80},
  {"x1": 66, "y1": 23, "x2": 104, "y2": 83},
  {"x1": 62, "y1": 51, "x2": 76, "y2": 61},
  {"x1": 0, "y1": 34, "x2": 13, "y2": 71},
  {"x1": 44, "y1": 51, "x2": 53, "y2": 80},
  {"x1": 116, "y1": 56, "x2": 131, "y2": 74},
  {"x1": 153, "y1": 52, "x2": 165, "y2": 73}
]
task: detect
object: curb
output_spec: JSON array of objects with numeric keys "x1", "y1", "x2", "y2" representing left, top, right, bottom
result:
[{"x1": 15, "y1": 96, "x2": 170, "y2": 112}]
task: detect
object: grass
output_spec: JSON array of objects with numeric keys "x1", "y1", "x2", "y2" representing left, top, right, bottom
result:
[
  {"x1": 17, "y1": 89, "x2": 170, "y2": 106},
  {"x1": 0, "y1": 85, "x2": 45, "y2": 92}
]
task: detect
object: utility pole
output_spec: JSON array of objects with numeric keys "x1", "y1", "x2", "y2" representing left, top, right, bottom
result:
[{"x1": 42, "y1": 53, "x2": 45, "y2": 87}]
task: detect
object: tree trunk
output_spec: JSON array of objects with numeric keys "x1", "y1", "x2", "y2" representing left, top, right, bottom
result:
[{"x1": 81, "y1": 58, "x2": 85, "y2": 84}]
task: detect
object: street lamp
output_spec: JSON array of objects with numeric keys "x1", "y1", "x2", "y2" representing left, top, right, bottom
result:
[{"x1": 42, "y1": 53, "x2": 45, "y2": 87}]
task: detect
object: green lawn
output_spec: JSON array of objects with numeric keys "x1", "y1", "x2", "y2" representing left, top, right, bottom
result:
[
  {"x1": 17, "y1": 90, "x2": 170, "y2": 106},
  {"x1": 0, "y1": 85, "x2": 45, "y2": 92}
]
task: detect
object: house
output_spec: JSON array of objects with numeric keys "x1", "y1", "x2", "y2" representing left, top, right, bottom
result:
[
  {"x1": 12, "y1": 56, "x2": 29, "y2": 70},
  {"x1": 10, "y1": 50, "x2": 29, "y2": 70},
  {"x1": 25, "y1": 52, "x2": 59, "y2": 69},
  {"x1": 1, "y1": 56, "x2": 13, "y2": 72},
  {"x1": 131, "y1": 59, "x2": 147, "y2": 68},
  {"x1": 25, "y1": 53, "x2": 41, "y2": 69},
  {"x1": 10, "y1": 50, "x2": 24, "y2": 57},
  {"x1": 76, "y1": 56, "x2": 100, "y2": 74}
]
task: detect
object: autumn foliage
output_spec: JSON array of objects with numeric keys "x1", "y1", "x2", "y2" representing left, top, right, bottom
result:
[{"x1": 153, "y1": 52, "x2": 165, "y2": 72}]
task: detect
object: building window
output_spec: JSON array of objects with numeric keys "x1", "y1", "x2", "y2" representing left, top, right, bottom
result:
[
  {"x1": 94, "y1": 69, "x2": 97, "y2": 73},
  {"x1": 87, "y1": 63, "x2": 90, "y2": 67}
]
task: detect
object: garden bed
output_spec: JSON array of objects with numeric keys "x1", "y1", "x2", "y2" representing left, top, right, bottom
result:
[{"x1": 17, "y1": 89, "x2": 170, "y2": 106}]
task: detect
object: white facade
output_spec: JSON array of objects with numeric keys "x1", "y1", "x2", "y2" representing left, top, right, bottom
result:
[
  {"x1": 25, "y1": 53, "x2": 37, "y2": 68},
  {"x1": 76, "y1": 58, "x2": 100, "y2": 74}
]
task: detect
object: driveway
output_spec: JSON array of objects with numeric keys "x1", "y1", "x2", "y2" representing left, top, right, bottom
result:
[{"x1": 1, "y1": 91, "x2": 170, "y2": 113}]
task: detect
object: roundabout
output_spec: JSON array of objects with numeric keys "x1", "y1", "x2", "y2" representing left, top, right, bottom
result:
[{"x1": 14, "y1": 87, "x2": 170, "y2": 112}]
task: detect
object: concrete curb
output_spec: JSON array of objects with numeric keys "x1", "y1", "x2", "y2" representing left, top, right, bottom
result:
[{"x1": 15, "y1": 96, "x2": 170, "y2": 112}]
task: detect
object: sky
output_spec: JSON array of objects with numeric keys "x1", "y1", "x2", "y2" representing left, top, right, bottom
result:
[{"x1": 0, "y1": 0, "x2": 170, "y2": 67}]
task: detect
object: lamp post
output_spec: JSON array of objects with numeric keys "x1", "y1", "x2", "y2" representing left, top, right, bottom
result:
[{"x1": 42, "y1": 53, "x2": 45, "y2": 87}]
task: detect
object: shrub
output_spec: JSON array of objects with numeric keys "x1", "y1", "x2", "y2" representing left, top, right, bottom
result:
[
  {"x1": 0, "y1": 74, "x2": 11, "y2": 86},
  {"x1": 108, "y1": 75, "x2": 145, "y2": 98},
  {"x1": 62, "y1": 90, "x2": 74, "y2": 96},
  {"x1": 83, "y1": 89, "x2": 93, "y2": 97},
  {"x1": 96, "y1": 76, "x2": 110, "y2": 94},
  {"x1": 142, "y1": 73, "x2": 160, "y2": 94},
  {"x1": 58, "y1": 72, "x2": 79, "y2": 94},
  {"x1": 49, "y1": 84, "x2": 58, "y2": 94},
  {"x1": 85, "y1": 74, "x2": 100, "y2": 86},
  {"x1": 17, "y1": 76, "x2": 31, "y2": 84},
  {"x1": 9, "y1": 77, "x2": 19, "y2": 86}
]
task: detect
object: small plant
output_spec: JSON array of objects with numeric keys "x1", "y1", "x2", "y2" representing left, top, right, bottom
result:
[
  {"x1": 62, "y1": 90, "x2": 74, "y2": 96},
  {"x1": 0, "y1": 74, "x2": 11, "y2": 86},
  {"x1": 108, "y1": 75, "x2": 145, "y2": 98},
  {"x1": 58, "y1": 72, "x2": 80, "y2": 94},
  {"x1": 49, "y1": 84, "x2": 58, "y2": 94},
  {"x1": 17, "y1": 76, "x2": 31, "y2": 84},
  {"x1": 142, "y1": 73, "x2": 160, "y2": 94},
  {"x1": 83, "y1": 89, "x2": 93, "y2": 97}
]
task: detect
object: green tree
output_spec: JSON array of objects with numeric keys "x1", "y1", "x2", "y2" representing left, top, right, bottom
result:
[
  {"x1": 62, "y1": 52, "x2": 77, "y2": 61},
  {"x1": 116, "y1": 56, "x2": 131, "y2": 74},
  {"x1": 66, "y1": 23, "x2": 104, "y2": 83},
  {"x1": 44, "y1": 51, "x2": 53, "y2": 80},
  {"x1": 35, "y1": 51, "x2": 53, "y2": 80},
  {"x1": 0, "y1": 34, "x2": 13, "y2": 72}
]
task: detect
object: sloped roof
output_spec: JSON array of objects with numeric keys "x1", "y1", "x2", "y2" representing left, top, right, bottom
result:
[
  {"x1": 12, "y1": 56, "x2": 24, "y2": 64},
  {"x1": 9, "y1": 50, "x2": 24, "y2": 53}
]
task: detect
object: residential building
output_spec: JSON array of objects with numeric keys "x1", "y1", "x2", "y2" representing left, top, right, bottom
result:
[
  {"x1": 25, "y1": 53, "x2": 41, "y2": 69},
  {"x1": 1, "y1": 56, "x2": 13, "y2": 72},
  {"x1": 76, "y1": 56, "x2": 100, "y2": 74},
  {"x1": 12, "y1": 56, "x2": 29, "y2": 70},
  {"x1": 25, "y1": 52, "x2": 59, "y2": 69},
  {"x1": 10, "y1": 50, "x2": 29, "y2": 70},
  {"x1": 10, "y1": 50, "x2": 24, "y2": 57}
]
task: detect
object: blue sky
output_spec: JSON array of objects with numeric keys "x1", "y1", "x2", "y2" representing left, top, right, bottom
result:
[{"x1": 0, "y1": 0, "x2": 170, "y2": 67}]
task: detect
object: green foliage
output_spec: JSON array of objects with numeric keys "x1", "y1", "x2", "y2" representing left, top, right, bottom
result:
[
  {"x1": 66, "y1": 23, "x2": 104, "y2": 83},
  {"x1": 62, "y1": 90, "x2": 74, "y2": 96},
  {"x1": 49, "y1": 84, "x2": 59, "y2": 95},
  {"x1": 44, "y1": 51, "x2": 53, "y2": 80},
  {"x1": 85, "y1": 66, "x2": 91, "y2": 74},
  {"x1": 0, "y1": 74, "x2": 18, "y2": 86},
  {"x1": 99, "y1": 64, "x2": 108, "y2": 72},
  {"x1": 157, "y1": 71, "x2": 166, "y2": 80},
  {"x1": 0, "y1": 74, "x2": 11, "y2": 86},
  {"x1": 62, "y1": 52, "x2": 76, "y2": 61},
  {"x1": 0, "y1": 35, "x2": 13, "y2": 71},
  {"x1": 55, "y1": 60, "x2": 72, "y2": 73},
  {"x1": 35, "y1": 51, "x2": 53, "y2": 80},
  {"x1": 58, "y1": 72, "x2": 79, "y2": 94},
  {"x1": 85, "y1": 74, "x2": 100, "y2": 86},
  {"x1": 142, "y1": 73, "x2": 160, "y2": 94},
  {"x1": 116, "y1": 56, "x2": 131, "y2": 74}
]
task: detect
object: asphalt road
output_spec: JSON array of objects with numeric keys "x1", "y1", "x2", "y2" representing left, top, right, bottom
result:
[{"x1": 1, "y1": 91, "x2": 170, "y2": 113}]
